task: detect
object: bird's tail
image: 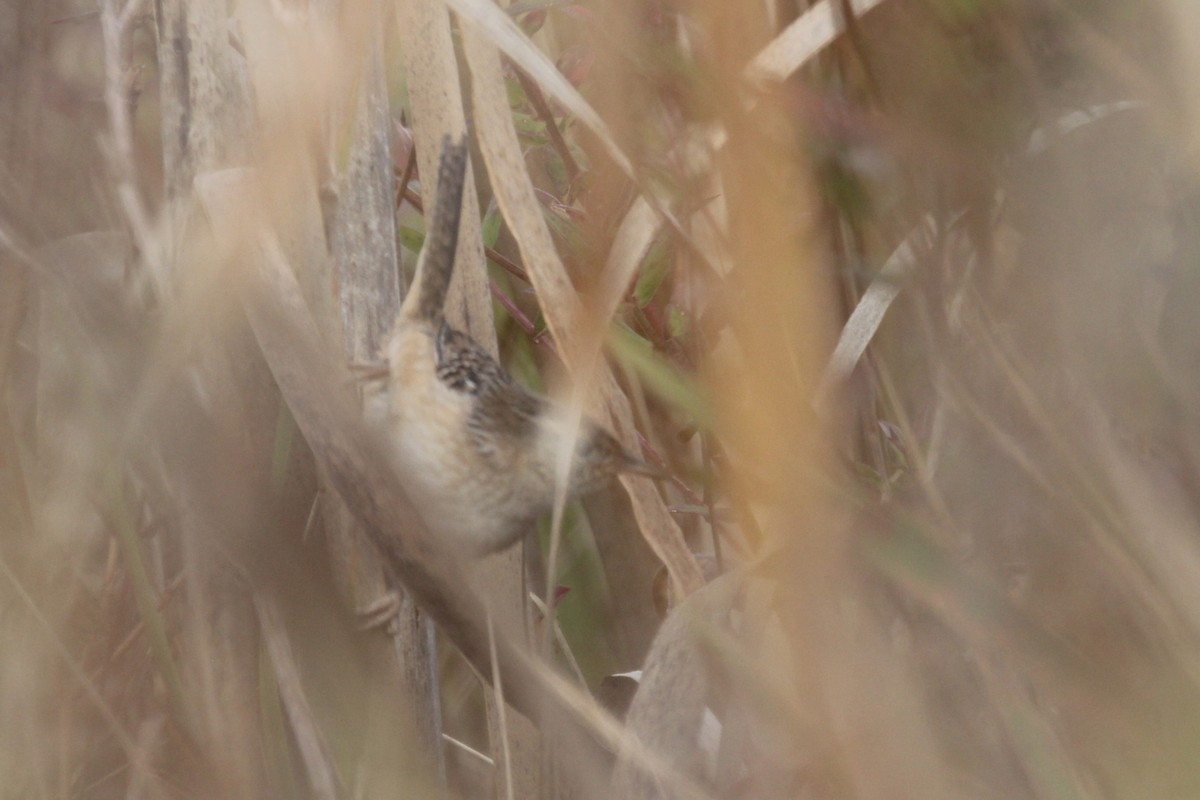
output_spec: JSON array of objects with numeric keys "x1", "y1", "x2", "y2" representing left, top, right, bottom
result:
[{"x1": 403, "y1": 135, "x2": 469, "y2": 322}]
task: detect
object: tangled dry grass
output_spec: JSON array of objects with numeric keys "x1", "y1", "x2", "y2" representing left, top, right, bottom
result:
[{"x1": 3, "y1": 1, "x2": 1200, "y2": 798}]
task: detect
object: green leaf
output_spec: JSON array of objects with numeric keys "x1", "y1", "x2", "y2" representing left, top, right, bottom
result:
[
  {"x1": 398, "y1": 225, "x2": 425, "y2": 255},
  {"x1": 607, "y1": 324, "x2": 711, "y2": 426},
  {"x1": 513, "y1": 111, "x2": 548, "y2": 144},
  {"x1": 505, "y1": 323, "x2": 545, "y2": 393},
  {"x1": 666, "y1": 304, "x2": 689, "y2": 339},
  {"x1": 542, "y1": 207, "x2": 586, "y2": 261},
  {"x1": 853, "y1": 460, "x2": 885, "y2": 489},
  {"x1": 482, "y1": 203, "x2": 503, "y2": 248},
  {"x1": 633, "y1": 236, "x2": 672, "y2": 308},
  {"x1": 270, "y1": 400, "x2": 295, "y2": 493}
]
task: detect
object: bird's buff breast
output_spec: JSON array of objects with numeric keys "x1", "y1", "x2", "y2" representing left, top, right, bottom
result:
[{"x1": 381, "y1": 326, "x2": 526, "y2": 552}]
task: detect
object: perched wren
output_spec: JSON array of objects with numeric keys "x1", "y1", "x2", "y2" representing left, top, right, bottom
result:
[{"x1": 366, "y1": 136, "x2": 657, "y2": 556}]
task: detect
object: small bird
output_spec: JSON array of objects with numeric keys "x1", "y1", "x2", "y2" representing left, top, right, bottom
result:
[{"x1": 364, "y1": 135, "x2": 658, "y2": 557}]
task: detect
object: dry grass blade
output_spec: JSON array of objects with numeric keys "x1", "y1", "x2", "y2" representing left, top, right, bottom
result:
[
  {"x1": 109, "y1": 483, "x2": 187, "y2": 725},
  {"x1": 0, "y1": 553, "x2": 155, "y2": 784},
  {"x1": 815, "y1": 218, "x2": 930, "y2": 411},
  {"x1": 744, "y1": 0, "x2": 891, "y2": 85},
  {"x1": 253, "y1": 592, "x2": 341, "y2": 800},
  {"x1": 0, "y1": 218, "x2": 39, "y2": 270},
  {"x1": 600, "y1": 196, "x2": 661, "y2": 326},
  {"x1": 486, "y1": 614, "x2": 515, "y2": 800},
  {"x1": 528, "y1": 592, "x2": 588, "y2": 688},
  {"x1": 98, "y1": 0, "x2": 155, "y2": 279}
]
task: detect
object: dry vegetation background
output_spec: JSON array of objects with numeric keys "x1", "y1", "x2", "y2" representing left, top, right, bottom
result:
[{"x1": 3, "y1": 0, "x2": 1200, "y2": 798}]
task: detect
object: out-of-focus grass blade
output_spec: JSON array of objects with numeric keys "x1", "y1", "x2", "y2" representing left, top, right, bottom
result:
[
  {"x1": 503, "y1": 0, "x2": 575, "y2": 16},
  {"x1": 999, "y1": 688, "x2": 1092, "y2": 800},
  {"x1": 258, "y1": 648, "x2": 301, "y2": 798},
  {"x1": 1026, "y1": 101, "x2": 1143, "y2": 155},
  {"x1": 633, "y1": 237, "x2": 671, "y2": 309},
  {"x1": 255, "y1": 592, "x2": 341, "y2": 800},
  {"x1": 608, "y1": 324, "x2": 711, "y2": 428},
  {"x1": 863, "y1": 522, "x2": 1093, "y2": 679},
  {"x1": 111, "y1": 483, "x2": 188, "y2": 726},
  {"x1": 0, "y1": 550, "x2": 143, "y2": 765},
  {"x1": 270, "y1": 400, "x2": 296, "y2": 493}
]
